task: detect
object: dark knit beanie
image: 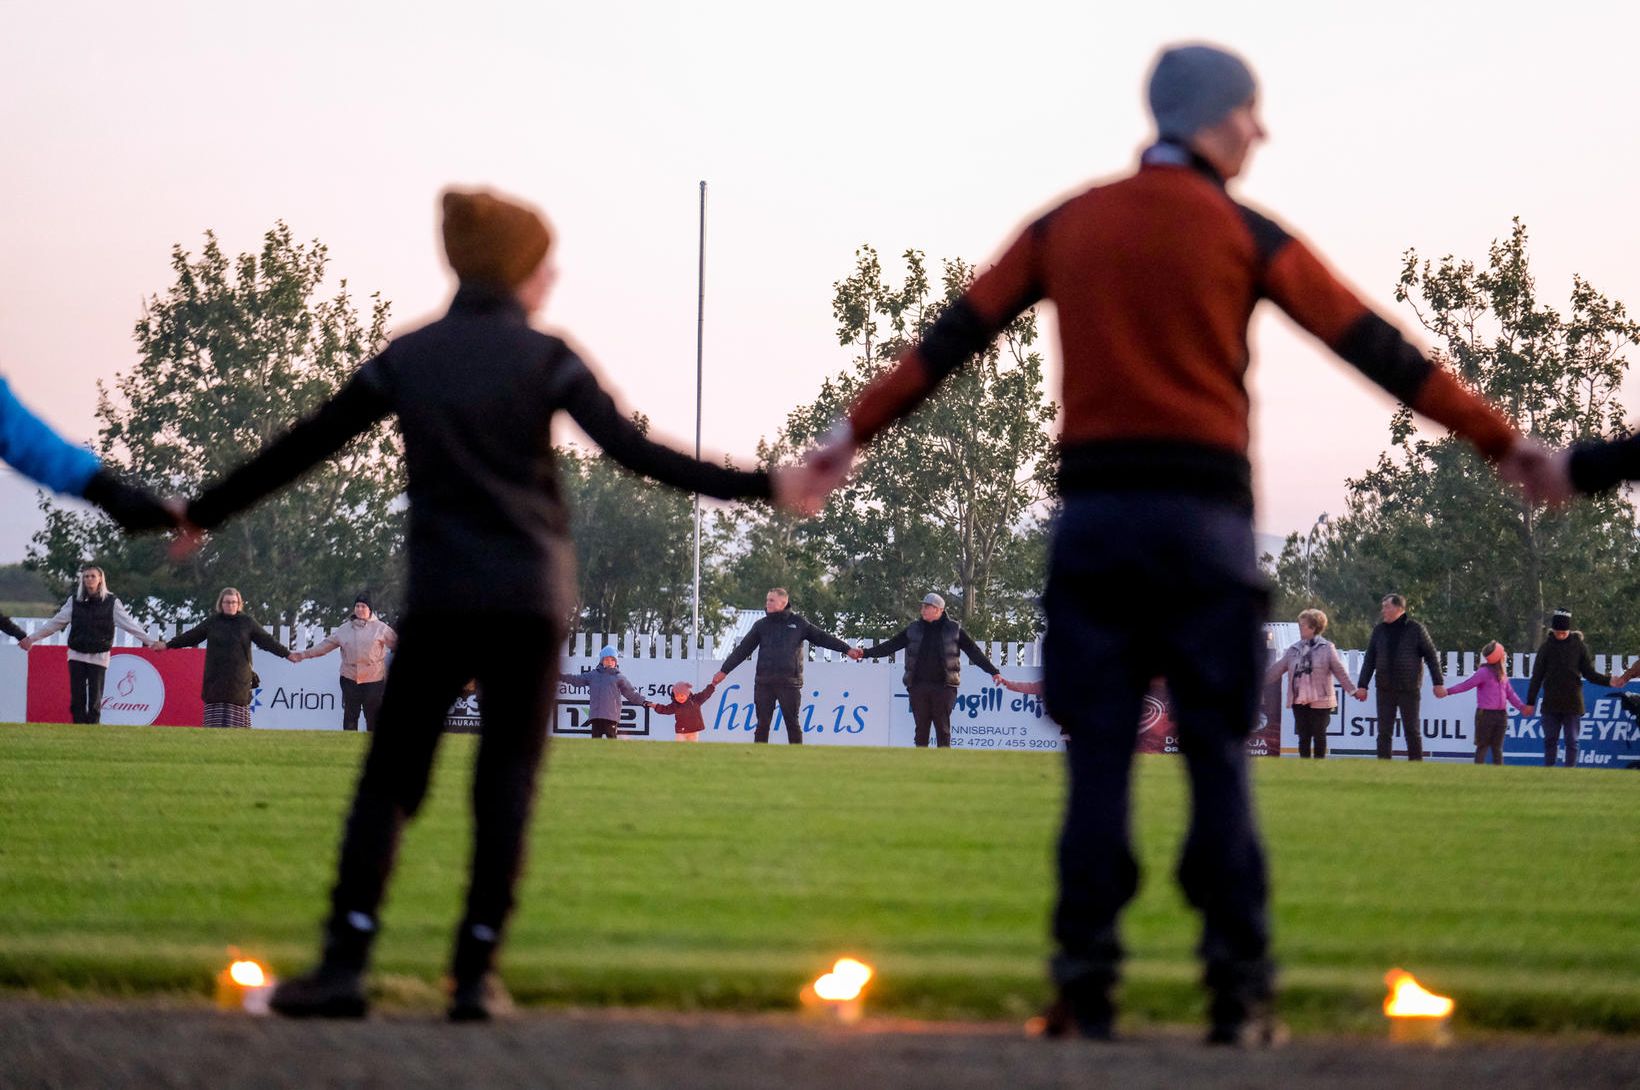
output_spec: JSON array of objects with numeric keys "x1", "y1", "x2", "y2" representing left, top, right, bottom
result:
[
  {"x1": 441, "y1": 189, "x2": 552, "y2": 288},
  {"x1": 1551, "y1": 609, "x2": 1572, "y2": 632},
  {"x1": 1147, "y1": 43, "x2": 1257, "y2": 142}
]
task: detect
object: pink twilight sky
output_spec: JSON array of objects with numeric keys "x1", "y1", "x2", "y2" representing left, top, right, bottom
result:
[{"x1": 4, "y1": 1, "x2": 1638, "y2": 563}]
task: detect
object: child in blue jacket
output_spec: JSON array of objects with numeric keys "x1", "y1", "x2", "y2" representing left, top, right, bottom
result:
[{"x1": 558, "y1": 645, "x2": 648, "y2": 738}]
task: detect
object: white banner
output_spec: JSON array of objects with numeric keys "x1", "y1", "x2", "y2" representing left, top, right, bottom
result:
[
  {"x1": 1315, "y1": 678, "x2": 1477, "y2": 759},
  {"x1": 0, "y1": 643, "x2": 26, "y2": 722}
]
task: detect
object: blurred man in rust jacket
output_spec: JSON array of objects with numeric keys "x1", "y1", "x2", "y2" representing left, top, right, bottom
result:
[{"x1": 796, "y1": 43, "x2": 1543, "y2": 1045}]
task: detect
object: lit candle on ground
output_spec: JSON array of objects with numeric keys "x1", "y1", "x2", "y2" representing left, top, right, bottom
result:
[
  {"x1": 799, "y1": 957, "x2": 875, "y2": 1024},
  {"x1": 215, "y1": 955, "x2": 277, "y2": 1015},
  {"x1": 1383, "y1": 967, "x2": 1454, "y2": 1045}
]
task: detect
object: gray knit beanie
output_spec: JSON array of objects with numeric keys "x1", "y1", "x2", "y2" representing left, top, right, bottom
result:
[{"x1": 1147, "y1": 44, "x2": 1257, "y2": 142}]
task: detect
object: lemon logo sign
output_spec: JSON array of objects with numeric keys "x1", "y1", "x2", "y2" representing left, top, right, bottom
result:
[
  {"x1": 1137, "y1": 693, "x2": 1167, "y2": 735},
  {"x1": 99, "y1": 654, "x2": 165, "y2": 726}
]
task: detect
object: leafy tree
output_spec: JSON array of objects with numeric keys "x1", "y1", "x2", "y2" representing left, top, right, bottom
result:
[
  {"x1": 1270, "y1": 220, "x2": 1640, "y2": 652},
  {"x1": 730, "y1": 245, "x2": 1057, "y2": 640},
  {"x1": 29, "y1": 224, "x2": 406, "y2": 625}
]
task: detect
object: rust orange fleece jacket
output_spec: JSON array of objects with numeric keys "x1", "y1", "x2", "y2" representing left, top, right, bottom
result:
[{"x1": 848, "y1": 147, "x2": 1518, "y2": 505}]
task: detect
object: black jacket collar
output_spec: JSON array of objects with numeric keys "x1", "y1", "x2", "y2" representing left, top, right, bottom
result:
[{"x1": 449, "y1": 281, "x2": 527, "y2": 322}]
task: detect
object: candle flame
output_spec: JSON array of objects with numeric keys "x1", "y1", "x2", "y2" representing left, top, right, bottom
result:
[
  {"x1": 813, "y1": 957, "x2": 874, "y2": 1002},
  {"x1": 1384, "y1": 968, "x2": 1453, "y2": 1018},
  {"x1": 228, "y1": 960, "x2": 267, "y2": 988}
]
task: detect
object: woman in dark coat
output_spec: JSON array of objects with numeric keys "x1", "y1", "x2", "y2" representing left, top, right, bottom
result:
[{"x1": 159, "y1": 586, "x2": 290, "y2": 727}]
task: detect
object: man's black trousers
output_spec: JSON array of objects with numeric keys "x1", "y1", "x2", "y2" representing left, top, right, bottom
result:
[
  {"x1": 321, "y1": 611, "x2": 563, "y2": 980},
  {"x1": 752, "y1": 681, "x2": 803, "y2": 744},
  {"x1": 908, "y1": 683, "x2": 958, "y2": 747},
  {"x1": 1374, "y1": 689, "x2": 1424, "y2": 760},
  {"x1": 339, "y1": 678, "x2": 385, "y2": 732},
  {"x1": 68, "y1": 660, "x2": 106, "y2": 724},
  {"x1": 1041, "y1": 492, "x2": 1272, "y2": 1005}
]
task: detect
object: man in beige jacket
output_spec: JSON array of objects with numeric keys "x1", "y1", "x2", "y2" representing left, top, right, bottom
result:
[{"x1": 294, "y1": 594, "x2": 398, "y2": 731}]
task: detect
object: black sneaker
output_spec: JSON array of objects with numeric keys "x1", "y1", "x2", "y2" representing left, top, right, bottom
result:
[
  {"x1": 1206, "y1": 998, "x2": 1287, "y2": 1048},
  {"x1": 268, "y1": 967, "x2": 368, "y2": 1019},
  {"x1": 448, "y1": 974, "x2": 514, "y2": 1023},
  {"x1": 1028, "y1": 981, "x2": 1116, "y2": 1041}
]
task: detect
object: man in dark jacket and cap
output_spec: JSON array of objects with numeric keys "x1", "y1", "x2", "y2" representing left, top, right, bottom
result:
[
  {"x1": 712, "y1": 588, "x2": 860, "y2": 743},
  {"x1": 1525, "y1": 608, "x2": 1616, "y2": 768},
  {"x1": 860, "y1": 593, "x2": 1003, "y2": 747},
  {"x1": 1354, "y1": 594, "x2": 1447, "y2": 760}
]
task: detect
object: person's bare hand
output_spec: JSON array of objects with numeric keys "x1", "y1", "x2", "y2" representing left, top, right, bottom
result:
[
  {"x1": 1498, "y1": 438, "x2": 1573, "y2": 508},
  {"x1": 18, "y1": 636, "x2": 33, "y2": 651},
  {"x1": 166, "y1": 498, "x2": 207, "y2": 562},
  {"x1": 847, "y1": 646, "x2": 864, "y2": 661},
  {"x1": 1353, "y1": 687, "x2": 1367, "y2": 701},
  {"x1": 1433, "y1": 685, "x2": 1448, "y2": 699},
  {"x1": 770, "y1": 433, "x2": 858, "y2": 517},
  {"x1": 711, "y1": 671, "x2": 727, "y2": 686},
  {"x1": 1522, "y1": 704, "x2": 1535, "y2": 717}
]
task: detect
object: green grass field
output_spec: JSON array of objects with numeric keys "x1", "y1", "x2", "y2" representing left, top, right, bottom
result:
[{"x1": 1, "y1": 723, "x2": 1636, "y2": 1035}]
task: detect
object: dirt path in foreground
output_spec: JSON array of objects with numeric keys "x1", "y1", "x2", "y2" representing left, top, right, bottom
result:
[{"x1": 3, "y1": 999, "x2": 1636, "y2": 1090}]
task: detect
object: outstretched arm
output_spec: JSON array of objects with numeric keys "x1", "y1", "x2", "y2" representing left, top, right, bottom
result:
[
  {"x1": 25, "y1": 598, "x2": 74, "y2": 645},
  {"x1": 1577, "y1": 643, "x2": 1614, "y2": 688},
  {"x1": 1568, "y1": 435, "x2": 1640, "y2": 496},
  {"x1": 803, "y1": 619, "x2": 853, "y2": 656},
  {"x1": 110, "y1": 599, "x2": 160, "y2": 649},
  {"x1": 248, "y1": 620, "x2": 292, "y2": 659},
  {"x1": 717, "y1": 625, "x2": 762, "y2": 678},
  {"x1": 1264, "y1": 645, "x2": 1295, "y2": 686},
  {"x1": 957, "y1": 628, "x2": 1000, "y2": 677},
  {"x1": 164, "y1": 621, "x2": 212, "y2": 651},
  {"x1": 846, "y1": 221, "x2": 1048, "y2": 447},
  {"x1": 0, "y1": 376, "x2": 100, "y2": 497},
  {"x1": 188, "y1": 364, "x2": 392, "y2": 530},
  {"x1": 859, "y1": 629, "x2": 910, "y2": 660},
  {"x1": 0, "y1": 613, "x2": 25, "y2": 642},
  {"x1": 1256, "y1": 222, "x2": 1524, "y2": 468},
  {"x1": 561, "y1": 357, "x2": 771, "y2": 501},
  {"x1": 1418, "y1": 626, "x2": 1445, "y2": 688}
]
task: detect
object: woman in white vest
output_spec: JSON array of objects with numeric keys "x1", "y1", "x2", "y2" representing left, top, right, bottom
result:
[
  {"x1": 21, "y1": 566, "x2": 159, "y2": 723},
  {"x1": 292, "y1": 593, "x2": 398, "y2": 731}
]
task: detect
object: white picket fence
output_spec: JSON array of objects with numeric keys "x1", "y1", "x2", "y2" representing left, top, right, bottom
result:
[
  {"x1": 17, "y1": 617, "x2": 1637, "y2": 679},
  {"x1": 9, "y1": 618, "x2": 1049, "y2": 667}
]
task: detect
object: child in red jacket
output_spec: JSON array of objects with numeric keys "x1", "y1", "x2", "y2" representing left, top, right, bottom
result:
[{"x1": 650, "y1": 680, "x2": 717, "y2": 741}]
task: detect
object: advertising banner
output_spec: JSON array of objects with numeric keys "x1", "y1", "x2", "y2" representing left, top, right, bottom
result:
[
  {"x1": 900, "y1": 667, "x2": 1063, "y2": 752},
  {"x1": 0, "y1": 644, "x2": 26, "y2": 723},
  {"x1": 13, "y1": 637, "x2": 1637, "y2": 767},
  {"x1": 23, "y1": 647, "x2": 204, "y2": 726},
  {"x1": 1502, "y1": 683, "x2": 1640, "y2": 768},
  {"x1": 1279, "y1": 678, "x2": 1640, "y2": 768}
]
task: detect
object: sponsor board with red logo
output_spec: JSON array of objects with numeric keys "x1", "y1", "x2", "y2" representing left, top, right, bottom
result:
[{"x1": 24, "y1": 647, "x2": 204, "y2": 726}]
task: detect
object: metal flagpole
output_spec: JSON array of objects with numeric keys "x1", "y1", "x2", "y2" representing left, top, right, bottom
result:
[{"x1": 692, "y1": 180, "x2": 706, "y2": 660}]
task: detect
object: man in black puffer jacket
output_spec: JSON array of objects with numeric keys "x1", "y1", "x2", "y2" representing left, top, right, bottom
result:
[
  {"x1": 1354, "y1": 593, "x2": 1446, "y2": 760},
  {"x1": 860, "y1": 593, "x2": 1002, "y2": 747},
  {"x1": 713, "y1": 588, "x2": 859, "y2": 744}
]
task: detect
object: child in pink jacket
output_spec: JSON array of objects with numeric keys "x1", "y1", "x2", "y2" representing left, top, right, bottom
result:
[{"x1": 1444, "y1": 640, "x2": 1525, "y2": 765}]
